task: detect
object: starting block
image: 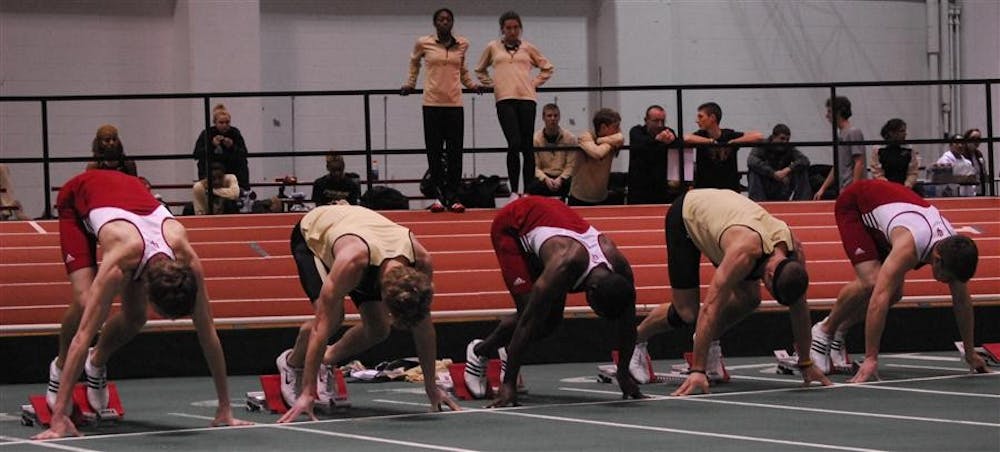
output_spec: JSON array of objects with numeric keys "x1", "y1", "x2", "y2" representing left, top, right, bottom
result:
[
  {"x1": 598, "y1": 350, "x2": 729, "y2": 385},
  {"x1": 21, "y1": 383, "x2": 124, "y2": 428},
  {"x1": 954, "y1": 342, "x2": 1000, "y2": 367},
  {"x1": 447, "y1": 358, "x2": 502, "y2": 400},
  {"x1": 246, "y1": 369, "x2": 351, "y2": 414},
  {"x1": 774, "y1": 349, "x2": 858, "y2": 375}
]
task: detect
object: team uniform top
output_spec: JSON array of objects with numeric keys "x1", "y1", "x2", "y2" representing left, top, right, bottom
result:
[
  {"x1": 681, "y1": 189, "x2": 794, "y2": 265},
  {"x1": 57, "y1": 170, "x2": 173, "y2": 276},
  {"x1": 835, "y1": 179, "x2": 954, "y2": 265},
  {"x1": 491, "y1": 196, "x2": 610, "y2": 295},
  {"x1": 299, "y1": 205, "x2": 415, "y2": 270}
]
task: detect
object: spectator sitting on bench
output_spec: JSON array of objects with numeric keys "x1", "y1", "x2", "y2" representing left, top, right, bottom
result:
[
  {"x1": 192, "y1": 162, "x2": 240, "y2": 215},
  {"x1": 311, "y1": 152, "x2": 361, "y2": 206},
  {"x1": 86, "y1": 124, "x2": 137, "y2": 176},
  {"x1": 527, "y1": 103, "x2": 576, "y2": 199},
  {"x1": 0, "y1": 164, "x2": 29, "y2": 220},
  {"x1": 193, "y1": 104, "x2": 250, "y2": 191},
  {"x1": 747, "y1": 124, "x2": 812, "y2": 201}
]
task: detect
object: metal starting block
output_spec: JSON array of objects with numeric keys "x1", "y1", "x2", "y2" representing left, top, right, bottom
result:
[
  {"x1": 775, "y1": 349, "x2": 858, "y2": 375},
  {"x1": 246, "y1": 370, "x2": 351, "y2": 414},
  {"x1": 954, "y1": 342, "x2": 1000, "y2": 367},
  {"x1": 598, "y1": 350, "x2": 727, "y2": 385},
  {"x1": 447, "y1": 358, "x2": 503, "y2": 400},
  {"x1": 21, "y1": 383, "x2": 124, "y2": 428}
]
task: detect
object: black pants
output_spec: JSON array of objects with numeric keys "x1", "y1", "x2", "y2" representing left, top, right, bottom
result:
[
  {"x1": 747, "y1": 169, "x2": 812, "y2": 201},
  {"x1": 496, "y1": 99, "x2": 537, "y2": 194},
  {"x1": 525, "y1": 176, "x2": 571, "y2": 199},
  {"x1": 423, "y1": 106, "x2": 464, "y2": 205}
]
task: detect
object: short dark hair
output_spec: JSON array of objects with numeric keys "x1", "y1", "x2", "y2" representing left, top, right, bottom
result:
[
  {"x1": 542, "y1": 103, "x2": 560, "y2": 114},
  {"x1": 771, "y1": 123, "x2": 791, "y2": 137},
  {"x1": 826, "y1": 96, "x2": 852, "y2": 120},
  {"x1": 645, "y1": 105, "x2": 665, "y2": 119},
  {"x1": 584, "y1": 267, "x2": 635, "y2": 319},
  {"x1": 772, "y1": 258, "x2": 808, "y2": 306},
  {"x1": 880, "y1": 118, "x2": 907, "y2": 140},
  {"x1": 433, "y1": 8, "x2": 453, "y2": 22},
  {"x1": 697, "y1": 102, "x2": 722, "y2": 123},
  {"x1": 382, "y1": 266, "x2": 434, "y2": 328},
  {"x1": 145, "y1": 259, "x2": 199, "y2": 319},
  {"x1": 937, "y1": 235, "x2": 978, "y2": 282},
  {"x1": 592, "y1": 108, "x2": 621, "y2": 131},
  {"x1": 499, "y1": 10, "x2": 521, "y2": 28}
]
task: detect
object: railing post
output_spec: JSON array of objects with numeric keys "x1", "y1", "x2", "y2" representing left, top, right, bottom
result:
[
  {"x1": 364, "y1": 93, "x2": 373, "y2": 193},
  {"x1": 675, "y1": 88, "x2": 685, "y2": 187},
  {"x1": 40, "y1": 100, "x2": 52, "y2": 219},
  {"x1": 830, "y1": 85, "x2": 839, "y2": 198},
  {"x1": 203, "y1": 97, "x2": 215, "y2": 214},
  {"x1": 985, "y1": 81, "x2": 995, "y2": 196}
]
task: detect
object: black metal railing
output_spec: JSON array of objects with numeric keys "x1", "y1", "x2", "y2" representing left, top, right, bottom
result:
[{"x1": 1, "y1": 78, "x2": 997, "y2": 215}]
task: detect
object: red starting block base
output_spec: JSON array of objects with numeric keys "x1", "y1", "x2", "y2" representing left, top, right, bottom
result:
[
  {"x1": 21, "y1": 383, "x2": 124, "y2": 428},
  {"x1": 246, "y1": 370, "x2": 350, "y2": 414},
  {"x1": 447, "y1": 359, "x2": 502, "y2": 400},
  {"x1": 954, "y1": 342, "x2": 1000, "y2": 368}
]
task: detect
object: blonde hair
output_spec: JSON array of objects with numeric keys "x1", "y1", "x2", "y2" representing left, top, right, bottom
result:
[{"x1": 212, "y1": 104, "x2": 231, "y2": 123}]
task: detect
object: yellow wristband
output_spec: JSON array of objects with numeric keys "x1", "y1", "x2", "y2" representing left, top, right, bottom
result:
[{"x1": 796, "y1": 359, "x2": 814, "y2": 369}]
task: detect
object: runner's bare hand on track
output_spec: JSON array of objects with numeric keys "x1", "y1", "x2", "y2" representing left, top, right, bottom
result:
[
  {"x1": 486, "y1": 382, "x2": 519, "y2": 408},
  {"x1": 428, "y1": 386, "x2": 461, "y2": 412},
  {"x1": 277, "y1": 394, "x2": 318, "y2": 423},
  {"x1": 965, "y1": 352, "x2": 990, "y2": 374},
  {"x1": 800, "y1": 365, "x2": 832, "y2": 387},
  {"x1": 848, "y1": 359, "x2": 879, "y2": 383},
  {"x1": 671, "y1": 372, "x2": 710, "y2": 396},
  {"x1": 32, "y1": 413, "x2": 79, "y2": 440}
]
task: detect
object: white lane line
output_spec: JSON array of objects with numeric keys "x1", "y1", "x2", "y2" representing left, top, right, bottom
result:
[
  {"x1": 679, "y1": 397, "x2": 999, "y2": 428},
  {"x1": 885, "y1": 364, "x2": 970, "y2": 372},
  {"x1": 275, "y1": 424, "x2": 478, "y2": 452},
  {"x1": 883, "y1": 353, "x2": 962, "y2": 362},
  {"x1": 12, "y1": 372, "x2": 995, "y2": 447},
  {"x1": 27, "y1": 221, "x2": 46, "y2": 234},
  {"x1": 0, "y1": 435, "x2": 101, "y2": 452},
  {"x1": 484, "y1": 410, "x2": 885, "y2": 452},
  {"x1": 848, "y1": 384, "x2": 1000, "y2": 399},
  {"x1": 166, "y1": 412, "x2": 215, "y2": 421}
]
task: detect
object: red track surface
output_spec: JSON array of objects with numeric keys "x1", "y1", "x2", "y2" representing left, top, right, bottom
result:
[{"x1": 1, "y1": 198, "x2": 998, "y2": 335}]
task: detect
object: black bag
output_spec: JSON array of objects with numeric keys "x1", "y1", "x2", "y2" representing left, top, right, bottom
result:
[
  {"x1": 606, "y1": 172, "x2": 628, "y2": 205},
  {"x1": 419, "y1": 169, "x2": 438, "y2": 199},
  {"x1": 808, "y1": 164, "x2": 837, "y2": 200},
  {"x1": 360, "y1": 186, "x2": 409, "y2": 210},
  {"x1": 458, "y1": 175, "x2": 502, "y2": 208}
]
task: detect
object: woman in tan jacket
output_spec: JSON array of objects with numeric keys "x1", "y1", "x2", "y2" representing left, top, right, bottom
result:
[{"x1": 475, "y1": 11, "x2": 554, "y2": 197}]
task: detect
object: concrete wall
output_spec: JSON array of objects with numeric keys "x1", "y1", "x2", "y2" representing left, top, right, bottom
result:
[{"x1": 1, "y1": 0, "x2": 997, "y2": 215}]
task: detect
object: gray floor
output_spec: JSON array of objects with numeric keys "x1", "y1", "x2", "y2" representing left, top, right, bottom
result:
[{"x1": 1, "y1": 353, "x2": 997, "y2": 452}]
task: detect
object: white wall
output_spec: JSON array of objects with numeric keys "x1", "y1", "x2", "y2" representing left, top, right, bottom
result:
[{"x1": 1, "y1": 0, "x2": 996, "y2": 215}]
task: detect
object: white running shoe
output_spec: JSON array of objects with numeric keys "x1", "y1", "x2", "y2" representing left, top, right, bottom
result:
[
  {"x1": 84, "y1": 348, "x2": 109, "y2": 411},
  {"x1": 810, "y1": 322, "x2": 833, "y2": 375},
  {"x1": 464, "y1": 339, "x2": 489, "y2": 398},
  {"x1": 276, "y1": 349, "x2": 303, "y2": 407},
  {"x1": 830, "y1": 329, "x2": 853, "y2": 372},
  {"x1": 706, "y1": 341, "x2": 730, "y2": 383},
  {"x1": 316, "y1": 364, "x2": 333, "y2": 405},
  {"x1": 629, "y1": 342, "x2": 652, "y2": 384},
  {"x1": 497, "y1": 347, "x2": 528, "y2": 393},
  {"x1": 46, "y1": 357, "x2": 60, "y2": 411}
]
